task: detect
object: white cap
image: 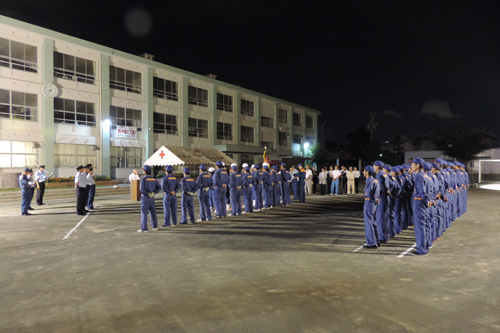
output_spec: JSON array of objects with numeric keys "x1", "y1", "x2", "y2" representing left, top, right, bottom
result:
[
  {"x1": 242, "y1": 163, "x2": 248, "y2": 168},
  {"x1": 208, "y1": 167, "x2": 215, "y2": 172},
  {"x1": 263, "y1": 162, "x2": 269, "y2": 167},
  {"x1": 251, "y1": 164, "x2": 256, "y2": 168},
  {"x1": 221, "y1": 162, "x2": 225, "y2": 166},
  {"x1": 231, "y1": 163, "x2": 237, "y2": 168}
]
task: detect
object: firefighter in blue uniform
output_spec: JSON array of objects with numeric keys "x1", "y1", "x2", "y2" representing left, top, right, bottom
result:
[
  {"x1": 280, "y1": 163, "x2": 292, "y2": 206},
  {"x1": 253, "y1": 164, "x2": 264, "y2": 211},
  {"x1": 263, "y1": 164, "x2": 273, "y2": 208},
  {"x1": 383, "y1": 164, "x2": 397, "y2": 238},
  {"x1": 242, "y1": 166, "x2": 254, "y2": 213},
  {"x1": 208, "y1": 167, "x2": 216, "y2": 214},
  {"x1": 229, "y1": 165, "x2": 243, "y2": 215},
  {"x1": 213, "y1": 161, "x2": 229, "y2": 218},
  {"x1": 373, "y1": 161, "x2": 390, "y2": 243},
  {"x1": 197, "y1": 164, "x2": 212, "y2": 222},
  {"x1": 138, "y1": 165, "x2": 161, "y2": 232},
  {"x1": 272, "y1": 166, "x2": 281, "y2": 207},
  {"x1": 363, "y1": 166, "x2": 380, "y2": 248},
  {"x1": 180, "y1": 167, "x2": 197, "y2": 224},
  {"x1": 390, "y1": 166, "x2": 402, "y2": 235},
  {"x1": 409, "y1": 157, "x2": 430, "y2": 255},
  {"x1": 291, "y1": 165, "x2": 299, "y2": 201},
  {"x1": 19, "y1": 167, "x2": 31, "y2": 216},
  {"x1": 297, "y1": 164, "x2": 306, "y2": 203},
  {"x1": 161, "y1": 165, "x2": 180, "y2": 227}
]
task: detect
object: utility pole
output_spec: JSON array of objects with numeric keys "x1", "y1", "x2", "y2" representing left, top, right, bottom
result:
[
  {"x1": 367, "y1": 112, "x2": 377, "y2": 144},
  {"x1": 321, "y1": 122, "x2": 327, "y2": 145}
]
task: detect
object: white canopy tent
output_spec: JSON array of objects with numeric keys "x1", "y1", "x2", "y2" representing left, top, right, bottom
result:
[{"x1": 144, "y1": 146, "x2": 235, "y2": 166}]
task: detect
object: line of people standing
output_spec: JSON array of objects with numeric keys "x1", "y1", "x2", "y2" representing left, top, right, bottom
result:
[{"x1": 362, "y1": 158, "x2": 469, "y2": 255}]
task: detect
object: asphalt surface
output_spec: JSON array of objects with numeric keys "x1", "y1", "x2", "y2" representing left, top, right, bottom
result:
[{"x1": 1, "y1": 189, "x2": 499, "y2": 332}]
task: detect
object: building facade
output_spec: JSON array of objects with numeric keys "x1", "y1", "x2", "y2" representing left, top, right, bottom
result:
[{"x1": 0, "y1": 15, "x2": 320, "y2": 179}]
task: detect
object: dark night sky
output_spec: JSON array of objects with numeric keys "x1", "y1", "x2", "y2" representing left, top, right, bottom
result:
[{"x1": 3, "y1": 0, "x2": 500, "y2": 145}]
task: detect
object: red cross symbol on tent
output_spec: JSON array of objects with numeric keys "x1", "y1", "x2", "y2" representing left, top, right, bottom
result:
[{"x1": 159, "y1": 151, "x2": 165, "y2": 159}]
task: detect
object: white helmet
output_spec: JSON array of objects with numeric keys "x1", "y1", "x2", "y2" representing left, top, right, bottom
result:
[
  {"x1": 208, "y1": 167, "x2": 215, "y2": 172},
  {"x1": 262, "y1": 162, "x2": 269, "y2": 167},
  {"x1": 242, "y1": 163, "x2": 249, "y2": 168},
  {"x1": 251, "y1": 164, "x2": 256, "y2": 168},
  {"x1": 221, "y1": 162, "x2": 225, "y2": 166},
  {"x1": 231, "y1": 163, "x2": 237, "y2": 168}
]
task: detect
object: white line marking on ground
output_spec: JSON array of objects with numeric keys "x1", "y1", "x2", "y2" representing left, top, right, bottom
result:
[
  {"x1": 353, "y1": 244, "x2": 365, "y2": 252},
  {"x1": 62, "y1": 213, "x2": 90, "y2": 240},
  {"x1": 397, "y1": 243, "x2": 417, "y2": 258}
]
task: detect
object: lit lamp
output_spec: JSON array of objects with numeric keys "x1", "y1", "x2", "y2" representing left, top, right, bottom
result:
[
  {"x1": 304, "y1": 142, "x2": 310, "y2": 151},
  {"x1": 103, "y1": 119, "x2": 111, "y2": 132}
]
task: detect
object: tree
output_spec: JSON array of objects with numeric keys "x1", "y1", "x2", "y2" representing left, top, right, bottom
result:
[
  {"x1": 306, "y1": 144, "x2": 330, "y2": 167},
  {"x1": 431, "y1": 126, "x2": 493, "y2": 162},
  {"x1": 346, "y1": 127, "x2": 371, "y2": 162}
]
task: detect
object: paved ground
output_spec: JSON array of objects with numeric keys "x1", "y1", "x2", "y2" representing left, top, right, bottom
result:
[{"x1": 1, "y1": 189, "x2": 499, "y2": 332}]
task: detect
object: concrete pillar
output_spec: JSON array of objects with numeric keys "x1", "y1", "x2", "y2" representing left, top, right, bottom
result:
[
  {"x1": 181, "y1": 76, "x2": 189, "y2": 147},
  {"x1": 144, "y1": 67, "x2": 154, "y2": 158},
  {"x1": 254, "y1": 97, "x2": 261, "y2": 147},
  {"x1": 235, "y1": 91, "x2": 241, "y2": 145},
  {"x1": 41, "y1": 38, "x2": 54, "y2": 173},
  {"x1": 210, "y1": 85, "x2": 217, "y2": 146},
  {"x1": 100, "y1": 54, "x2": 111, "y2": 177}
]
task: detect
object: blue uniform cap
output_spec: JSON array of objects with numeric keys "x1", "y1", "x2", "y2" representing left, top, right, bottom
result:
[
  {"x1": 199, "y1": 164, "x2": 207, "y2": 171},
  {"x1": 166, "y1": 165, "x2": 173, "y2": 172},
  {"x1": 245, "y1": 166, "x2": 250, "y2": 172},
  {"x1": 254, "y1": 164, "x2": 260, "y2": 169},
  {"x1": 365, "y1": 165, "x2": 374, "y2": 173},
  {"x1": 442, "y1": 161, "x2": 448, "y2": 166},
  {"x1": 183, "y1": 167, "x2": 190, "y2": 174},
  {"x1": 272, "y1": 165, "x2": 278, "y2": 170},
  {"x1": 298, "y1": 164, "x2": 302, "y2": 167},
  {"x1": 435, "y1": 158, "x2": 443, "y2": 164},
  {"x1": 231, "y1": 165, "x2": 237, "y2": 171},
  {"x1": 384, "y1": 164, "x2": 392, "y2": 172},
  {"x1": 454, "y1": 161, "x2": 461, "y2": 166},
  {"x1": 402, "y1": 164, "x2": 409, "y2": 170},
  {"x1": 142, "y1": 165, "x2": 152, "y2": 172},
  {"x1": 431, "y1": 162, "x2": 440, "y2": 169},
  {"x1": 216, "y1": 161, "x2": 223, "y2": 166},
  {"x1": 423, "y1": 162, "x2": 431, "y2": 171},
  {"x1": 413, "y1": 157, "x2": 425, "y2": 166},
  {"x1": 393, "y1": 166, "x2": 400, "y2": 173},
  {"x1": 24, "y1": 167, "x2": 31, "y2": 172},
  {"x1": 264, "y1": 165, "x2": 269, "y2": 170},
  {"x1": 281, "y1": 163, "x2": 286, "y2": 167},
  {"x1": 374, "y1": 160, "x2": 384, "y2": 167}
]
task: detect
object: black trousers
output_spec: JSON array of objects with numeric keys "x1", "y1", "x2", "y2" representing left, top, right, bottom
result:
[
  {"x1": 37, "y1": 182, "x2": 46, "y2": 205},
  {"x1": 76, "y1": 187, "x2": 88, "y2": 214},
  {"x1": 355, "y1": 178, "x2": 359, "y2": 194},
  {"x1": 320, "y1": 184, "x2": 326, "y2": 195}
]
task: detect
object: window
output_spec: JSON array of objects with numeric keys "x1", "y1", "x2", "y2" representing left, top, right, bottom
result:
[
  {"x1": 293, "y1": 112, "x2": 301, "y2": 126},
  {"x1": 0, "y1": 141, "x2": 37, "y2": 168},
  {"x1": 293, "y1": 134, "x2": 302, "y2": 145},
  {"x1": 110, "y1": 106, "x2": 142, "y2": 131},
  {"x1": 0, "y1": 37, "x2": 37, "y2": 73},
  {"x1": 54, "y1": 52, "x2": 95, "y2": 84},
  {"x1": 54, "y1": 98, "x2": 95, "y2": 127},
  {"x1": 188, "y1": 118, "x2": 209, "y2": 138},
  {"x1": 153, "y1": 112, "x2": 178, "y2": 135},
  {"x1": 261, "y1": 141, "x2": 273, "y2": 150},
  {"x1": 306, "y1": 116, "x2": 313, "y2": 129},
  {"x1": 306, "y1": 136, "x2": 314, "y2": 145},
  {"x1": 217, "y1": 122, "x2": 233, "y2": 140},
  {"x1": 109, "y1": 65, "x2": 142, "y2": 94},
  {"x1": 0, "y1": 88, "x2": 38, "y2": 122},
  {"x1": 54, "y1": 144, "x2": 96, "y2": 168},
  {"x1": 279, "y1": 132, "x2": 288, "y2": 146},
  {"x1": 188, "y1": 86, "x2": 208, "y2": 107},
  {"x1": 241, "y1": 154, "x2": 253, "y2": 166},
  {"x1": 241, "y1": 126, "x2": 254, "y2": 143},
  {"x1": 261, "y1": 116, "x2": 273, "y2": 128},
  {"x1": 110, "y1": 146, "x2": 142, "y2": 168},
  {"x1": 241, "y1": 99, "x2": 254, "y2": 117},
  {"x1": 278, "y1": 108, "x2": 288, "y2": 124},
  {"x1": 153, "y1": 77, "x2": 178, "y2": 101},
  {"x1": 217, "y1": 93, "x2": 233, "y2": 112}
]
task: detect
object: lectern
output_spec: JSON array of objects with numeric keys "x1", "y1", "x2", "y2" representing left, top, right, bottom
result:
[{"x1": 131, "y1": 180, "x2": 141, "y2": 201}]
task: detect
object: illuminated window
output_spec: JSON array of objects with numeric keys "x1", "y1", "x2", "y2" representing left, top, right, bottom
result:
[
  {"x1": 110, "y1": 106, "x2": 142, "y2": 131},
  {"x1": 0, "y1": 89, "x2": 38, "y2": 122},
  {"x1": 0, "y1": 37, "x2": 37, "y2": 73},
  {"x1": 54, "y1": 98, "x2": 95, "y2": 127},
  {"x1": 54, "y1": 51, "x2": 95, "y2": 84}
]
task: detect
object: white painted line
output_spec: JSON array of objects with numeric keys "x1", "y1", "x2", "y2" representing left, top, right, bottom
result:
[
  {"x1": 353, "y1": 244, "x2": 365, "y2": 252},
  {"x1": 397, "y1": 243, "x2": 417, "y2": 258},
  {"x1": 61, "y1": 213, "x2": 90, "y2": 241}
]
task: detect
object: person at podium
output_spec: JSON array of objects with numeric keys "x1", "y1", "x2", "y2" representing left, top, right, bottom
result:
[{"x1": 129, "y1": 169, "x2": 141, "y2": 182}]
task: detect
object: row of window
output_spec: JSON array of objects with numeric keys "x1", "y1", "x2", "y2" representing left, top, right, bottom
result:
[{"x1": 0, "y1": 89, "x2": 38, "y2": 122}]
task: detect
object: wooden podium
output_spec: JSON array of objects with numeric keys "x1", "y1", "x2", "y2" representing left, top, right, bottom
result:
[{"x1": 131, "y1": 180, "x2": 141, "y2": 201}]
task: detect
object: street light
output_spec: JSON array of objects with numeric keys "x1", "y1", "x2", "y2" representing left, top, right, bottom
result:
[
  {"x1": 103, "y1": 119, "x2": 111, "y2": 132},
  {"x1": 304, "y1": 142, "x2": 310, "y2": 150}
]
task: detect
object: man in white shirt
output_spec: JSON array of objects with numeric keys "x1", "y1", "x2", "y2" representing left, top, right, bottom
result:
[
  {"x1": 75, "y1": 165, "x2": 88, "y2": 215},
  {"x1": 305, "y1": 165, "x2": 313, "y2": 196},
  {"x1": 86, "y1": 165, "x2": 96, "y2": 210},
  {"x1": 347, "y1": 166, "x2": 355, "y2": 195},
  {"x1": 129, "y1": 169, "x2": 141, "y2": 182},
  {"x1": 330, "y1": 166, "x2": 341, "y2": 195},
  {"x1": 34, "y1": 165, "x2": 48, "y2": 206},
  {"x1": 353, "y1": 167, "x2": 361, "y2": 194}
]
